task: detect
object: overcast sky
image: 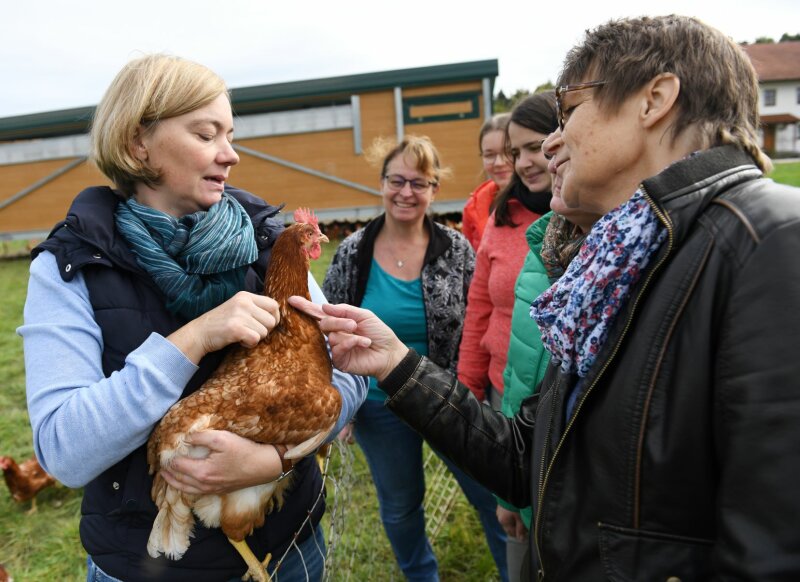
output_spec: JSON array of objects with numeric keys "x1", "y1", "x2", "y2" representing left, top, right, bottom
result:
[{"x1": 2, "y1": 0, "x2": 798, "y2": 118}]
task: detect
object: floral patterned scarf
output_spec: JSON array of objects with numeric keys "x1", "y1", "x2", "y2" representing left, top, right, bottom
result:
[{"x1": 531, "y1": 190, "x2": 667, "y2": 377}]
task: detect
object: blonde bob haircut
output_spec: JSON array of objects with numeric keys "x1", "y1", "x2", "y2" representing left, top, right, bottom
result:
[
  {"x1": 90, "y1": 54, "x2": 229, "y2": 197},
  {"x1": 366, "y1": 135, "x2": 452, "y2": 186}
]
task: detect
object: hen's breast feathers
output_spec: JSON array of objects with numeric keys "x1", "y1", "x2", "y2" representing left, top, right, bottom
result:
[{"x1": 148, "y1": 308, "x2": 340, "y2": 469}]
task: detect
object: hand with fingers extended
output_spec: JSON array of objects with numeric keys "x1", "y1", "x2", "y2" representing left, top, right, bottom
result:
[
  {"x1": 159, "y1": 430, "x2": 288, "y2": 495},
  {"x1": 168, "y1": 291, "x2": 281, "y2": 364},
  {"x1": 288, "y1": 296, "x2": 409, "y2": 382}
]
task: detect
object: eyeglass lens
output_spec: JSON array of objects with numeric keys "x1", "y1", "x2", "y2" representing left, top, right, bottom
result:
[{"x1": 385, "y1": 175, "x2": 431, "y2": 193}]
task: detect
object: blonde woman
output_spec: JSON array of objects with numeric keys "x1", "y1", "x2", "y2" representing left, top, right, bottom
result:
[{"x1": 19, "y1": 54, "x2": 366, "y2": 582}]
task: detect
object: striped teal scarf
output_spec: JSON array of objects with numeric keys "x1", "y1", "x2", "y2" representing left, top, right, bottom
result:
[{"x1": 115, "y1": 192, "x2": 258, "y2": 320}]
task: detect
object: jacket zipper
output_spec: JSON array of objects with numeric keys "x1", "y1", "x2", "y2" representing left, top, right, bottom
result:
[
  {"x1": 532, "y1": 376, "x2": 559, "y2": 579},
  {"x1": 531, "y1": 185, "x2": 674, "y2": 578}
]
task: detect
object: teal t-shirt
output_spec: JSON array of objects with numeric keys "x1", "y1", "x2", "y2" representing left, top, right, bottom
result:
[{"x1": 361, "y1": 258, "x2": 428, "y2": 400}]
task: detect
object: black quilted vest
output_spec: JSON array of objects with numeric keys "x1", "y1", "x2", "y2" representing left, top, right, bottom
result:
[{"x1": 34, "y1": 186, "x2": 325, "y2": 582}]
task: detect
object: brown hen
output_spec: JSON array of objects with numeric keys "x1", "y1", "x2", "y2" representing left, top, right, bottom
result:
[
  {"x1": 0, "y1": 455, "x2": 56, "y2": 514},
  {"x1": 146, "y1": 208, "x2": 340, "y2": 581}
]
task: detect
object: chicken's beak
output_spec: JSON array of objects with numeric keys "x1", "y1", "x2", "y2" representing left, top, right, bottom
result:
[{"x1": 318, "y1": 233, "x2": 329, "y2": 244}]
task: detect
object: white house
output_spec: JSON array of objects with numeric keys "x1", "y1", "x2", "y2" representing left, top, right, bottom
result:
[{"x1": 742, "y1": 41, "x2": 800, "y2": 155}]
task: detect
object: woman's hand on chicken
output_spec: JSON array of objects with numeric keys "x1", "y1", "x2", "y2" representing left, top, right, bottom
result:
[
  {"x1": 160, "y1": 292, "x2": 285, "y2": 495},
  {"x1": 160, "y1": 431, "x2": 290, "y2": 495},
  {"x1": 288, "y1": 296, "x2": 409, "y2": 382},
  {"x1": 168, "y1": 291, "x2": 282, "y2": 364}
]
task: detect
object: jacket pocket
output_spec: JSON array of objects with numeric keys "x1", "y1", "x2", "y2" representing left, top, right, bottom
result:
[{"x1": 597, "y1": 522, "x2": 713, "y2": 582}]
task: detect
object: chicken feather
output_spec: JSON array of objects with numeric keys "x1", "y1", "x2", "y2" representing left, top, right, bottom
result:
[{"x1": 146, "y1": 212, "x2": 340, "y2": 580}]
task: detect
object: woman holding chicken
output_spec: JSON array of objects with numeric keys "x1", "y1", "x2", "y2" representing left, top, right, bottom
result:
[
  {"x1": 18, "y1": 54, "x2": 366, "y2": 582},
  {"x1": 322, "y1": 136, "x2": 508, "y2": 582}
]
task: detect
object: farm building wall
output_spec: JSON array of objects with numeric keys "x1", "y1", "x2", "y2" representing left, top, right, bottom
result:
[{"x1": 0, "y1": 61, "x2": 497, "y2": 239}]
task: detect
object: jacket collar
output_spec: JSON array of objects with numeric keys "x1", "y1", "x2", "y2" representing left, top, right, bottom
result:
[
  {"x1": 358, "y1": 213, "x2": 452, "y2": 263},
  {"x1": 35, "y1": 186, "x2": 142, "y2": 279},
  {"x1": 352, "y1": 213, "x2": 451, "y2": 305},
  {"x1": 643, "y1": 145, "x2": 762, "y2": 246},
  {"x1": 35, "y1": 184, "x2": 283, "y2": 282}
]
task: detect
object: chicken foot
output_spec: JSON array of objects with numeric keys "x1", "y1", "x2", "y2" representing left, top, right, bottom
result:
[
  {"x1": 26, "y1": 497, "x2": 39, "y2": 515},
  {"x1": 229, "y1": 538, "x2": 273, "y2": 582}
]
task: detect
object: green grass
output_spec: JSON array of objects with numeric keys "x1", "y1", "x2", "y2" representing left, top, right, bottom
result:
[
  {"x1": 770, "y1": 161, "x2": 800, "y2": 187},
  {"x1": 0, "y1": 246, "x2": 501, "y2": 581}
]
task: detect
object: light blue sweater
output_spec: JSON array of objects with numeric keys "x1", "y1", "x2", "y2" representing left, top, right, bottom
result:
[{"x1": 18, "y1": 251, "x2": 367, "y2": 487}]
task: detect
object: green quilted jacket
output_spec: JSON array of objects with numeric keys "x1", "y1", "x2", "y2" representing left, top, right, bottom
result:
[{"x1": 497, "y1": 212, "x2": 553, "y2": 527}]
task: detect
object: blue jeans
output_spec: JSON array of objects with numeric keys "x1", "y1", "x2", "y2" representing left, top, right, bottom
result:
[
  {"x1": 86, "y1": 558, "x2": 123, "y2": 582},
  {"x1": 86, "y1": 523, "x2": 326, "y2": 582},
  {"x1": 354, "y1": 398, "x2": 508, "y2": 582}
]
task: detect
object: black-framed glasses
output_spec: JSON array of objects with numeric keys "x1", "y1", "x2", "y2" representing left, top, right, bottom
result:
[
  {"x1": 555, "y1": 80, "x2": 606, "y2": 130},
  {"x1": 383, "y1": 174, "x2": 436, "y2": 194}
]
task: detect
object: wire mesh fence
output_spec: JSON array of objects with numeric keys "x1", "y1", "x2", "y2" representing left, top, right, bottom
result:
[{"x1": 264, "y1": 439, "x2": 486, "y2": 581}]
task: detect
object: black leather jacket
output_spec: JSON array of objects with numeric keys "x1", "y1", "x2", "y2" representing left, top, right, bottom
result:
[{"x1": 380, "y1": 146, "x2": 800, "y2": 581}]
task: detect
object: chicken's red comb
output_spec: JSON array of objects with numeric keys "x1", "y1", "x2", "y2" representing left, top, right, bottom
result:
[{"x1": 293, "y1": 207, "x2": 319, "y2": 226}]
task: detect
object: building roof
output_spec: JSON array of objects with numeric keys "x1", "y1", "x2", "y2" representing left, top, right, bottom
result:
[
  {"x1": 761, "y1": 113, "x2": 800, "y2": 124},
  {"x1": 0, "y1": 60, "x2": 498, "y2": 142},
  {"x1": 742, "y1": 41, "x2": 800, "y2": 82}
]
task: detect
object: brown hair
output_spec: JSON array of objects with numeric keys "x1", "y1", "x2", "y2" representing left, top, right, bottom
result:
[
  {"x1": 478, "y1": 113, "x2": 510, "y2": 153},
  {"x1": 558, "y1": 15, "x2": 771, "y2": 172},
  {"x1": 91, "y1": 54, "x2": 229, "y2": 197},
  {"x1": 493, "y1": 92, "x2": 558, "y2": 227},
  {"x1": 366, "y1": 135, "x2": 452, "y2": 184}
]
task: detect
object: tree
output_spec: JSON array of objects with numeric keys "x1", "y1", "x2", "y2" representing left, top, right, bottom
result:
[
  {"x1": 494, "y1": 90, "x2": 511, "y2": 113},
  {"x1": 493, "y1": 84, "x2": 554, "y2": 113},
  {"x1": 493, "y1": 89, "x2": 532, "y2": 113},
  {"x1": 755, "y1": 36, "x2": 775, "y2": 44},
  {"x1": 780, "y1": 33, "x2": 800, "y2": 42}
]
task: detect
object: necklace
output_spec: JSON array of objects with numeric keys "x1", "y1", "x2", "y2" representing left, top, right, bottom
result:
[{"x1": 381, "y1": 231, "x2": 427, "y2": 270}]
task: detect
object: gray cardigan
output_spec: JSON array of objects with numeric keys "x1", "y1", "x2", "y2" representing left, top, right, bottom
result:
[{"x1": 322, "y1": 214, "x2": 475, "y2": 372}]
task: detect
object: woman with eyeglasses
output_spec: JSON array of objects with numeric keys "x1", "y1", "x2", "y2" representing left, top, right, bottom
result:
[
  {"x1": 459, "y1": 95, "x2": 556, "y2": 405},
  {"x1": 322, "y1": 136, "x2": 508, "y2": 581},
  {"x1": 18, "y1": 54, "x2": 368, "y2": 582},
  {"x1": 295, "y1": 15, "x2": 800, "y2": 580},
  {"x1": 461, "y1": 114, "x2": 514, "y2": 250}
]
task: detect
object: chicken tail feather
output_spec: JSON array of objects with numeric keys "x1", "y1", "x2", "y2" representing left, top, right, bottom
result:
[
  {"x1": 147, "y1": 474, "x2": 195, "y2": 560},
  {"x1": 283, "y1": 422, "x2": 335, "y2": 460}
]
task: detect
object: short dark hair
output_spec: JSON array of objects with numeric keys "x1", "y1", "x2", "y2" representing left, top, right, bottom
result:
[
  {"x1": 558, "y1": 15, "x2": 770, "y2": 171},
  {"x1": 508, "y1": 91, "x2": 558, "y2": 138}
]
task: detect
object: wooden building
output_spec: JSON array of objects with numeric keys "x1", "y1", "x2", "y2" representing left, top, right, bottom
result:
[{"x1": 0, "y1": 60, "x2": 498, "y2": 240}]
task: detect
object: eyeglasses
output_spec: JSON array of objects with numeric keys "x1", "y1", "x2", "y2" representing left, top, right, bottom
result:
[
  {"x1": 555, "y1": 80, "x2": 606, "y2": 130},
  {"x1": 383, "y1": 174, "x2": 436, "y2": 194},
  {"x1": 481, "y1": 152, "x2": 508, "y2": 164}
]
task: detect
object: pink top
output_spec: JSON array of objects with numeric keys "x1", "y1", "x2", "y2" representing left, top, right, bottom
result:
[{"x1": 457, "y1": 199, "x2": 542, "y2": 400}]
